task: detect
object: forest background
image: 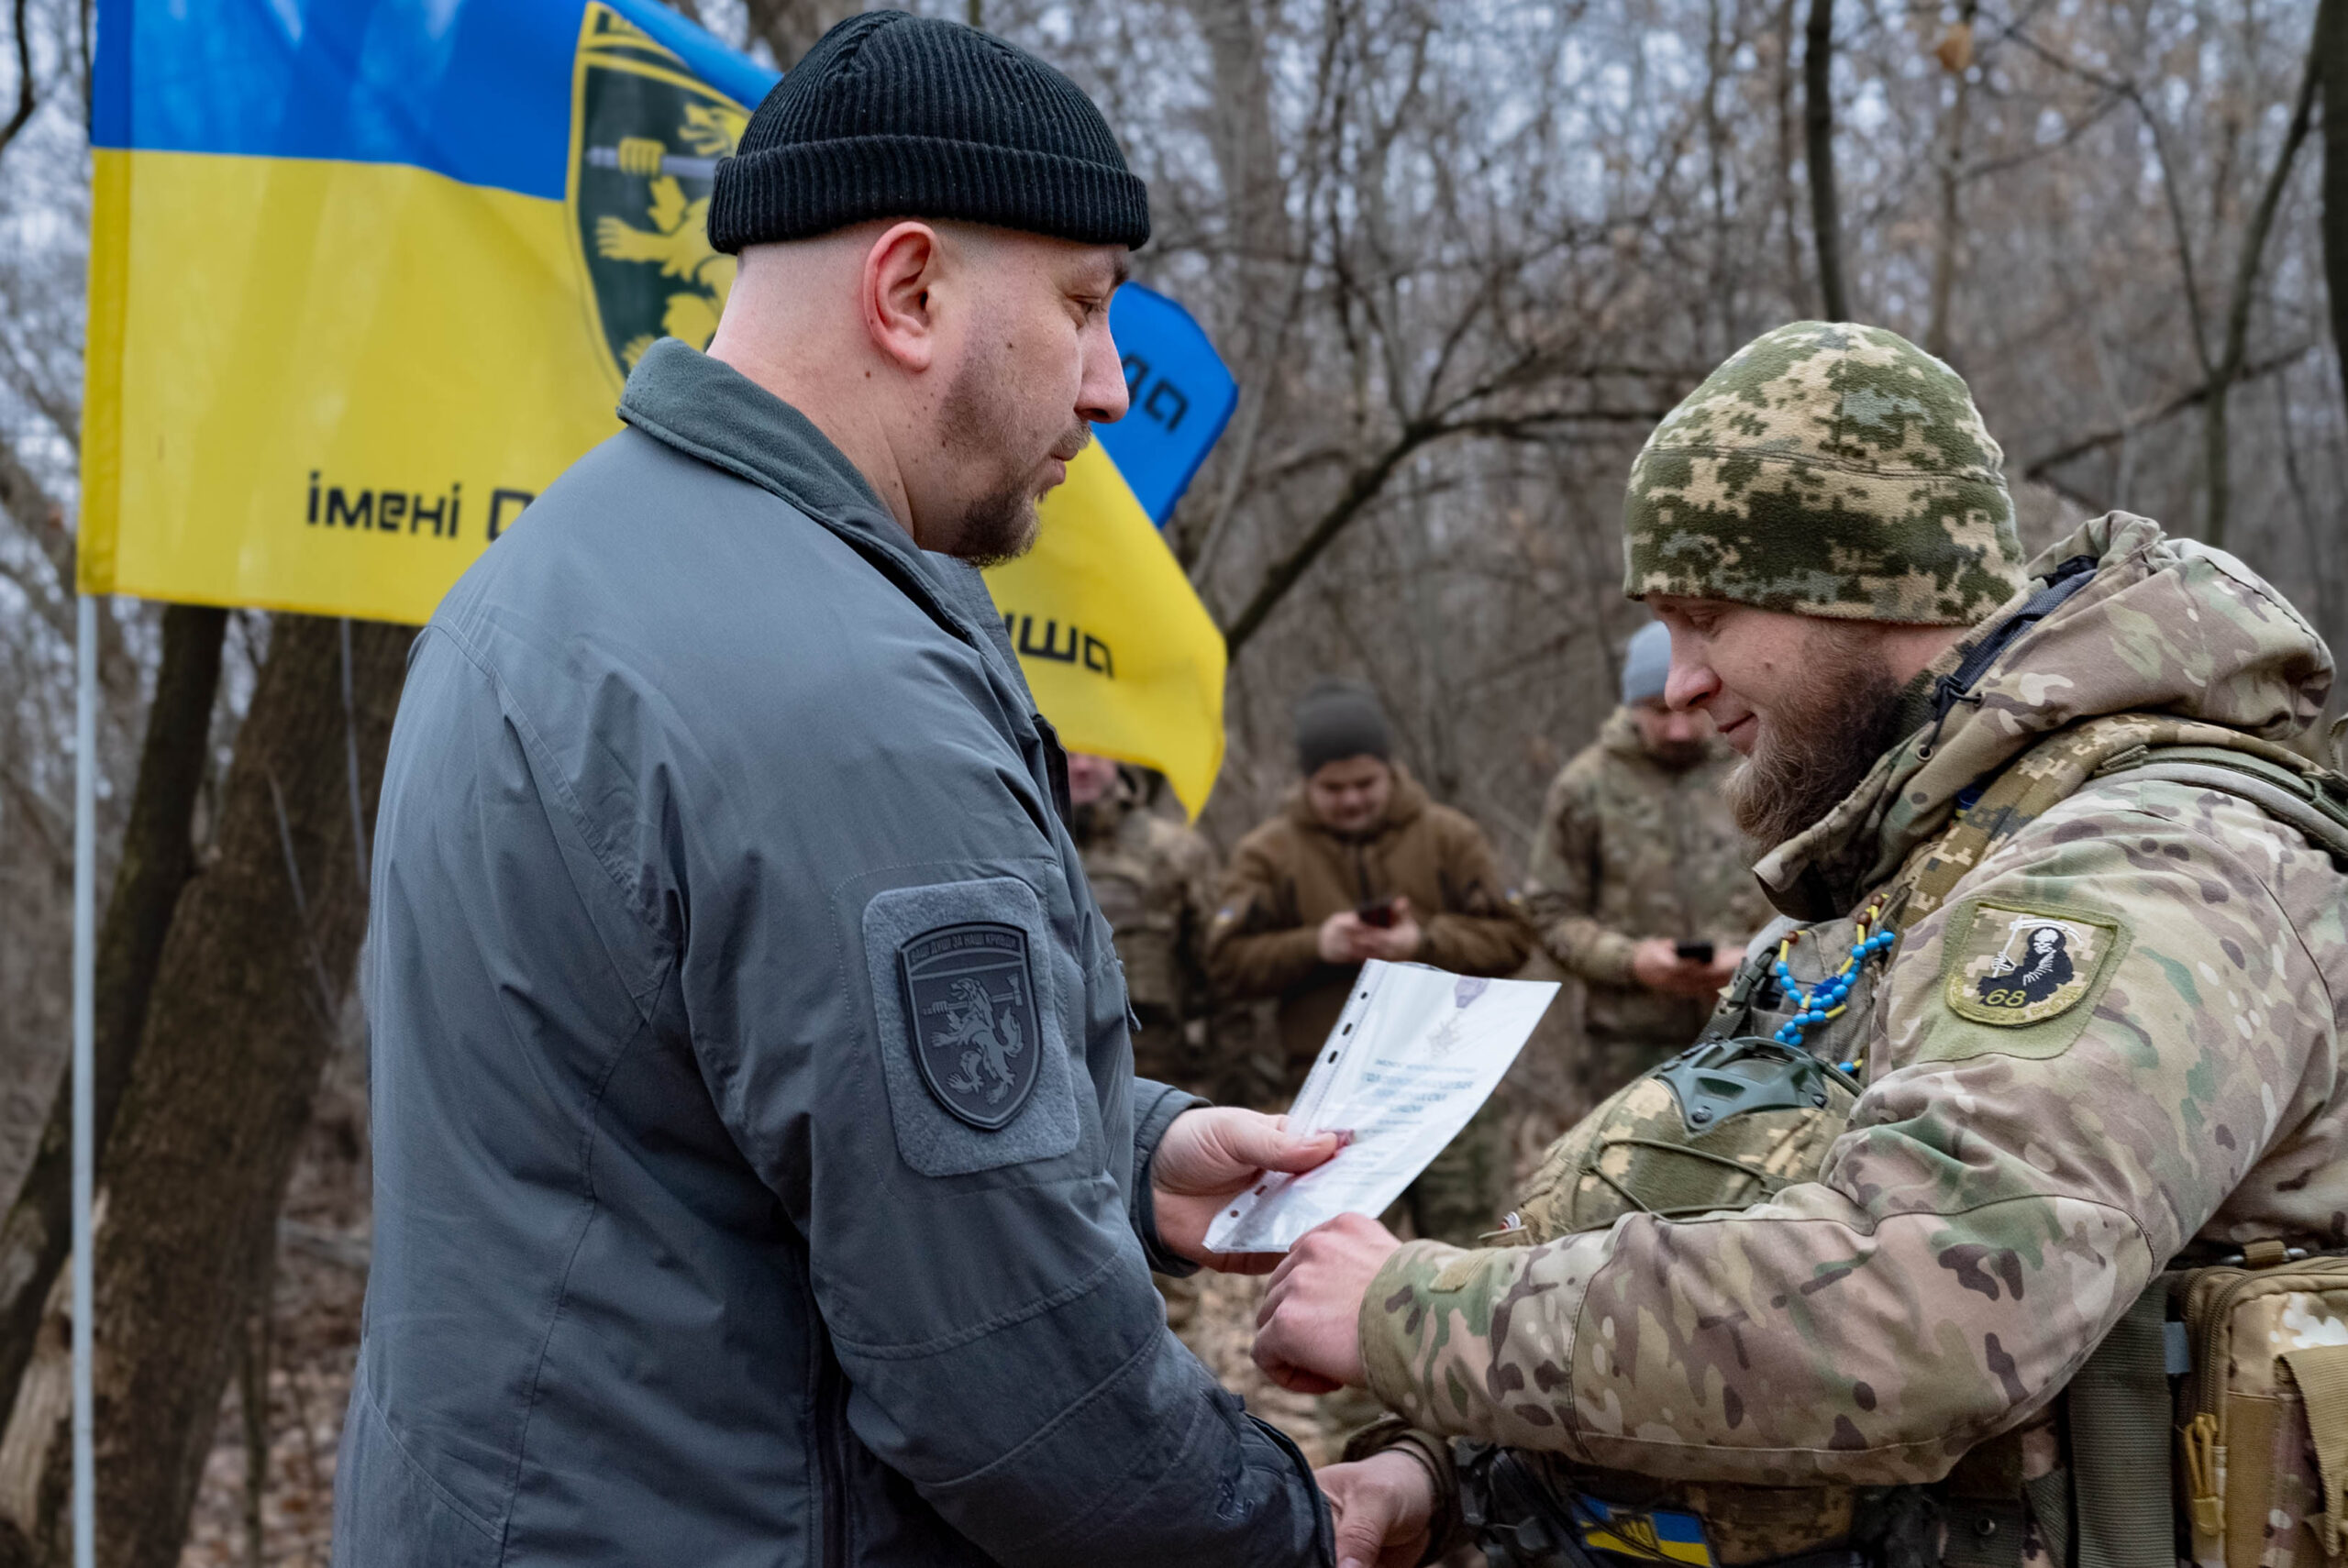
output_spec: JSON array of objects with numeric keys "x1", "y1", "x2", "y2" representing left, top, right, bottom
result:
[{"x1": 0, "y1": 0, "x2": 2339, "y2": 1560}]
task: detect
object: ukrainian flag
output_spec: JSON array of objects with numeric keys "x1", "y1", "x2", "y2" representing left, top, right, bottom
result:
[{"x1": 82, "y1": 0, "x2": 1236, "y2": 814}]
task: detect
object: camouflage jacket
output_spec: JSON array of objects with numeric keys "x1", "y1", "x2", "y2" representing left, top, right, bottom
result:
[
  {"x1": 1525, "y1": 710, "x2": 1771, "y2": 1046},
  {"x1": 1360, "y1": 514, "x2": 2347, "y2": 1503},
  {"x1": 1070, "y1": 779, "x2": 1226, "y2": 1092}
]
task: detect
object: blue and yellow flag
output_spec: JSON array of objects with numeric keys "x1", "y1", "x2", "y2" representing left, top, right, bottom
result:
[{"x1": 82, "y1": 0, "x2": 1236, "y2": 814}]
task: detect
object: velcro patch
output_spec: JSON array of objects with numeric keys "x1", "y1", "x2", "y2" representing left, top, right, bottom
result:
[
  {"x1": 863, "y1": 878, "x2": 1080, "y2": 1177},
  {"x1": 900, "y1": 922, "x2": 1042, "y2": 1130},
  {"x1": 1942, "y1": 901, "x2": 2121, "y2": 1028}
]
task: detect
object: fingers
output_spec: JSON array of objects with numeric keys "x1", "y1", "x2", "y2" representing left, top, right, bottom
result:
[
  {"x1": 1213, "y1": 1107, "x2": 1345, "y2": 1176},
  {"x1": 1254, "y1": 1341, "x2": 1344, "y2": 1395},
  {"x1": 1332, "y1": 1490, "x2": 1399, "y2": 1568},
  {"x1": 1196, "y1": 1248, "x2": 1284, "y2": 1276},
  {"x1": 1260, "y1": 1130, "x2": 1346, "y2": 1174}
]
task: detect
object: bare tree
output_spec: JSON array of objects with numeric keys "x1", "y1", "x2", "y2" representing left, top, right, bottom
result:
[
  {"x1": 0, "y1": 615, "x2": 407, "y2": 1568},
  {"x1": 0, "y1": 0, "x2": 2339, "y2": 1552},
  {"x1": 1803, "y1": 0, "x2": 1849, "y2": 320},
  {"x1": 0, "y1": 603, "x2": 225, "y2": 1420},
  {"x1": 2319, "y1": 0, "x2": 2348, "y2": 409},
  {"x1": 741, "y1": 0, "x2": 861, "y2": 65},
  {"x1": 2203, "y1": 37, "x2": 2319, "y2": 548}
]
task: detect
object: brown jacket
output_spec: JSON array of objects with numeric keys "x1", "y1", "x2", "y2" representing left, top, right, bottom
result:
[{"x1": 1205, "y1": 767, "x2": 1531, "y2": 1089}]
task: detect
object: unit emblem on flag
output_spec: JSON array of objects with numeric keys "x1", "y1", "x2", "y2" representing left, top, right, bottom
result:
[
  {"x1": 899, "y1": 923, "x2": 1044, "y2": 1130},
  {"x1": 569, "y1": 6, "x2": 751, "y2": 386}
]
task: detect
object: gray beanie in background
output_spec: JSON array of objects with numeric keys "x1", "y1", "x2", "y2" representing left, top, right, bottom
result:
[
  {"x1": 1294, "y1": 679, "x2": 1390, "y2": 777},
  {"x1": 1620, "y1": 621, "x2": 1672, "y2": 706}
]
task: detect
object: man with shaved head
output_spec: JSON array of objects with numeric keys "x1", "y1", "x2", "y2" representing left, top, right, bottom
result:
[{"x1": 338, "y1": 15, "x2": 1337, "y2": 1567}]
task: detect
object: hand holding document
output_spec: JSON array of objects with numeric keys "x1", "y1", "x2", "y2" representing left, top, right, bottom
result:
[{"x1": 1205, "y1": 961, "x2": 1559, "y2": 1253}]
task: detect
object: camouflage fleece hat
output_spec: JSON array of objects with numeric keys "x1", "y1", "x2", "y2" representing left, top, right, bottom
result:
[{"x1": 1623, "y1": 321, "x2": 2027, "y2": 624}]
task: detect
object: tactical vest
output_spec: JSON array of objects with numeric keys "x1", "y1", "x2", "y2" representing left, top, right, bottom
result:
[{"x1": 1458, "y1": 712, "x2": 2348, "y2": 1568}]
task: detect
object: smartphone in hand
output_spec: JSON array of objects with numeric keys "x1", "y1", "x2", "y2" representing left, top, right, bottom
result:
[
  {"x1": 1674, "y1": 939, "x2": 1715, "y2": 964},
  {"x1": 1357, "y1": 899, "x2": 1400, "y2": 930}
]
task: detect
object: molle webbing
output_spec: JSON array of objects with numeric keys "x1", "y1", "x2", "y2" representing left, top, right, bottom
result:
[
  {"x1": 2066, "y1": 1284, "x2": 2175, "y2": 1568},
  {"x1": 1889, "y1": 714, "x2": 2341, "y2": 927}
]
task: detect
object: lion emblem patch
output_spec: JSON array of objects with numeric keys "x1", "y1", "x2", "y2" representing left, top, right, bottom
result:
[
  {"x1": 899, "y1": 923, "x2": 1043, "y2": 1130},
  {"x1": 1943, "y1": 901, "x2": 2121, "y2": 1028},
  {"x1": 568, "y1": 5, "x2": 751, "y2": 389}
]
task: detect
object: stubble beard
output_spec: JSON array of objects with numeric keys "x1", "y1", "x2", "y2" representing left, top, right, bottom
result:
[
  {"x1": 1722, "y1": 624, "x2": 1914, "y2": 850},
  {"x1": 934, "y1": 343, "x2": 1086, "y2": 569}
]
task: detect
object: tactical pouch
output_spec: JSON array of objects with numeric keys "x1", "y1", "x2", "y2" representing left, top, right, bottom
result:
[
  {"x1": 2173, "y1": 1246, "x2": 2348, "y2": 1567},
  {"x1": 1506, "y1": 1039, "x2": 1862, "y2": 1240}
]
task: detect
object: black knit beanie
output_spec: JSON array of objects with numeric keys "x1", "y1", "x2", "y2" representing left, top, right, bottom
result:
[
  {"x1": 709, "y1": 13, "x2": 1150, "y2": 253},
  {"x1": 1294, "y1": 679, "x2": 1391, "y2": 777}
]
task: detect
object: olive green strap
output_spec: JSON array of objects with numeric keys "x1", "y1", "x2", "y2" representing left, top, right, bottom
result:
[
  {"x1": 2280, "y1": 1343, "x2": 2348, "y2": 1558},
  {"x1": 2022, "y1": 1469, "x2": 2074, "y2": 1568},
  {"x1": 2067, "y1": 1283, "x2": 2175, "y2": 1568},
  {"x1": 1897, "y1": 716, "x2": 2189, "y2": 924}
]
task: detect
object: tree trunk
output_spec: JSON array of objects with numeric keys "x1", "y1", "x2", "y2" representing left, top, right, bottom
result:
[
  {"x1": 0, "y1": 614, "x2": 409, "y2": 1568},
  {"x1": 1803, "y1": 0, "x2": 1849, "y2": 321},
  {"x1": 740, "y1": 0, "x2": 860, "y2": 66},
  {"x1": 0, "y1": 605, "x2": 227, "y2": 1414},
  {"x1": 2318, "y1": 0, "x2": 2348, "y2": 414},
  {"x1": 1923, "y1": 7, "x2": 1978, "y2": 360},
  {"x1": 1171, "y1": 0, "x2": 1297, "y2": 572},
  {"x1": 2204, "y1": 37, "x2": 2318, "y2": 550}
]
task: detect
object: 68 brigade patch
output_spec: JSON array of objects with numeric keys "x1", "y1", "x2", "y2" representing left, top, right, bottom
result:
[
  {"x1": 899, "y1": 923, "x2": 1044, "y2": 1130},
  {"x1": 1943, "y1": 901, "x2": 2121, "y2": 1028}
]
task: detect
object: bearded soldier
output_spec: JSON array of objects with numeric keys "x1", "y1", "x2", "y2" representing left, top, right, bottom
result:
[
  {"x1": 1252, "y1": 321, "x2": 2348, "y2": 1568},
  {"x1": 1526, "y1": 621, "x2": 1771, "y2": 1119}
]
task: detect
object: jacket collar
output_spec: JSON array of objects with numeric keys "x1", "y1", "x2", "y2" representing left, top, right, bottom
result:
[
  {"x1": 622, "y1": 338, "x2": 889, "y2": 529},
  {"x1": 617, "y1": 340, "x2": 999, "y2": 654}
]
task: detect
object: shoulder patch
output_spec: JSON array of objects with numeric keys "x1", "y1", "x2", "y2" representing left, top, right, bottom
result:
[
  {"x1": 862, "y1": 878, "x2": 1080, "y2": 1177},
  {"x1": 1941, "y1": 900, "x2": 2121, "y2": 1028},
  {"x1": 900, "y1": 923, "x2": 1043, "y2": 1130}
]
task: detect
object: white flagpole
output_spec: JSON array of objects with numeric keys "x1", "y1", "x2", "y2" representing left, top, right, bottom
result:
[{"x1": 72, "y1": 591, "x2": 95, "y2": 1568}]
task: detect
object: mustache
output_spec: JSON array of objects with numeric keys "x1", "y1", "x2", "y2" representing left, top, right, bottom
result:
[{"x1": 1048, "y1": 425, "x2": 1094, "y2": 465}]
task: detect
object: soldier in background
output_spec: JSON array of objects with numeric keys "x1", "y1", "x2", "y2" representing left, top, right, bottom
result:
[
  {"x1": 1066, "y1": 753, "x2": 1226, "y2": 1099},
  {"x1": 1068, "y1": 751, "x2": 1246, "y2": 1353},
  {"x1": 1524, "y1": 620, "x2": 1769, "y2": 1118},
  {"x1": 1206, "y1": 679, "x2": 1532, "y2": 1245}
]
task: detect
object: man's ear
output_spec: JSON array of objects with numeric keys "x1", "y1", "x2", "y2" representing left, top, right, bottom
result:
[{"x1": 859, "y1": 221, "x2": 945, "y2": 374}]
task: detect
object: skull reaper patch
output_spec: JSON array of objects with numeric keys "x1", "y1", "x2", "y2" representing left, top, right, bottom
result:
[
  {"x1": 900, "y1": 923, "x2": 1044, "y2": 1130},
  {"x1": 1943, "y1": 901, "x2": 2121, "y2": 1028}
]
